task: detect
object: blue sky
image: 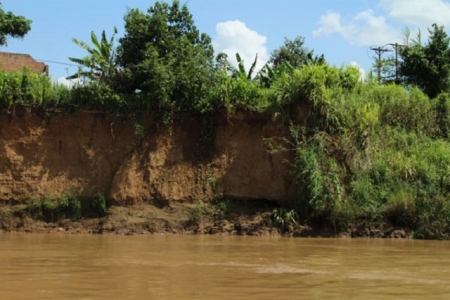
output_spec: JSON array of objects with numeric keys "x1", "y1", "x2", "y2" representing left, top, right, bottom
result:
[{"x1": 2, "y1": 0, "x2": 449, "y2": 83}]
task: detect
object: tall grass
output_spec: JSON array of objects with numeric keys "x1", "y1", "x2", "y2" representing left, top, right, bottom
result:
[{"x1": 264, "y1": 63, "x2": 450, "y2": 238}]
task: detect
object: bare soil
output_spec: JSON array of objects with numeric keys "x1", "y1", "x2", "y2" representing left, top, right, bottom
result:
[{"x1": 0, "y1": 200, "x2": 410, "y2": 238}]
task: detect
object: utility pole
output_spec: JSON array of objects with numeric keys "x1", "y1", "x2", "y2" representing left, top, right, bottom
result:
[
  {"x1": 370, "y1": 46, "x2": 391, "y2": 82},
  {"x1": 387, "y1": 43, "x2": 400, "y2": 83}
]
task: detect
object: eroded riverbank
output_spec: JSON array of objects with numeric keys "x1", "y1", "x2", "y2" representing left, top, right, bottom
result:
[{"x1": 0, "y1": 201, "x2": 410, "y2": 238}]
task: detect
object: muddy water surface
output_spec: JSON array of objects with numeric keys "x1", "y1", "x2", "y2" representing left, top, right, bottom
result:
[{"x1": 0, "y1": 233, "x2": 449, "y2": 299}]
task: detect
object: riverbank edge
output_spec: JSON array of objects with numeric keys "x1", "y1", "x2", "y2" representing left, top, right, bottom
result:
[{"x1": 0, "y1": 200, "x2": 411, "y2": 238}]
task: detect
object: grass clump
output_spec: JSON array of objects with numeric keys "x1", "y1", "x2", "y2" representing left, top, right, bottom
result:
[{"x1": 25, "y1": 193, "x2": 107, "y2": 221}]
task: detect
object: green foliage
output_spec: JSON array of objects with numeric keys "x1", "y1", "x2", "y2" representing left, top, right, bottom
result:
[
  {"x1": 231, "y1": 53, "x2": 258, "y2": 80},
  {"x1": 270, "y1": 64, "x2": 360, "y2": 128},
  {"x1": 399, "y1": 24, "x2": 450, "y2": 98},
  {"x1": 213, "y1": 71, "x2": 263, "y2": 113},
  {"x1": 26, "y1": 193, "x2": 107, "y2": 221},
  {"x1": 414, "y1": 196, "x2": 450, "y2": 240},
  {"x1": 188, "y1": 203, "x2": 203, "y2": 225},
  {"x1": 372, "y1": 56, "x2": 397, "y2": 83},
  {"x1": 0, "y1": 68, "x2": 72, "y2": 108},
  {"x1": 269, "y1": 36, "x2": 325, "y2": 68},
  {"x1": 116, "y1": 0, "x2": 214, "y2": 112},
  {"x1": 68, "y1": 27, "x2": 118, "y2": 84},
  {"x1": 290, "y1": 133, "x2": 347, "y2": 227},
  {"x1": 258, "y1": 61, "x2": 294, "y2": 88},
  {"x1": 261, "y1": 60, "x2": 450, "y2": 238},
  {"x1": 272, "y1": 207, "x2": 297, "y2": 230},
  {"x1": 382, "y1": 187, "x2": 416, "y2": 227},
  {"x1": 79, "y1": 194, "x2": 107, "y2": 218},
  {"x1": 0, "y1": 3, "x2": 32, "y2": 46},
  {"x1": 214, "y1": 199, "x2": 230, "y2": 211},
  {"x1": 436, "y1": 93, "x2": 450, "y2": 138}
]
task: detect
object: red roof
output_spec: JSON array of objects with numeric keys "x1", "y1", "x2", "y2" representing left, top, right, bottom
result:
[{"x1": 0, "y1": 52, "x2": 48, "y2": 75}]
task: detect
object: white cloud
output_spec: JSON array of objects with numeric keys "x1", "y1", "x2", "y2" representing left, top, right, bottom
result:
[
  {"x1": 350, "y1": 61, "x2": 367, "y2": 82},
  {"x1": 56, "y1": 77, "x2": 81, "y2": 88},
  {"x1": 312, "y1": 12, "x2": 343, "y2": 38},
  {"x1": 314, "y1": 1, "x2": 450, "y2": 48},
  {"x1": 380, "y1": 0, "x2": 450, "y2": 28},
  {"x1": 314, "y1": 9, "x2": 399, "y2": 46},
  {"x1": 213, "y1": 20, "x2": 269, "y2": 75}
]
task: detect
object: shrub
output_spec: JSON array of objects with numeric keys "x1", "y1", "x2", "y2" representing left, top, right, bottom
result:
[
  {"x1": 188, "y1": 203, "x2": 203, "y2": 225},
  {"x1": 25, "y1": 193, "x2": 107, "y2": 221},
  {"x1": 272, "y1": 207, "x2": 297, "y2": 231},
  {"x1": 414, "y1": 196, "x2": 450, "y2": 240}
]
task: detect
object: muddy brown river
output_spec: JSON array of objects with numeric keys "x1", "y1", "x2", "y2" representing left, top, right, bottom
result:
[{"x1": 0, "y1": 233, "x2": 449, "y2": 299}]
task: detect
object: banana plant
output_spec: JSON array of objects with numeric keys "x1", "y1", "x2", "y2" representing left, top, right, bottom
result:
[
  {"x1": 235, "y1": 53, "x2": 258, "y2": 80},
  {"x1": 217, "y1": 52, "x2": 257, "y2": 80},
  {"x1": 258, "y1": 61, "x2": 294, "y2": 88},
  {"x1": 67, "y1": 27, "x2": 118, "y2": 82}
]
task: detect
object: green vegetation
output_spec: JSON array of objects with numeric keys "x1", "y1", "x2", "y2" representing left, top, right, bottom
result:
[
  {"x1": 268, "y1": 71, "x2": 450, "y2": 239},
  {"x1": 4, "y1": 1, "x2": 450, "y2": 239},
  {"x1": 0, "y1": 67, "x2": 73, "y2": 108},
  {"x1": 0, "y1": 3, "x2": 31, "y2": 46},
  {"x1": 272, "y1": 208, "x2": 297, "y2": 231},
  {"x1": 24, "y1": 193, "x2": 107, "y2": 221},
  {"x1": 269, "y1": 36, "x2": 325, "y2": 69},
  {"x1": 68, "y1": 27, "x2": 118, "y2": 84},
  {"x1": 399, "y1": 24, "x2": 450, "y2": 98},
  {"x1": 187, "y1": 203, "x2": 203, "y2": 225}
]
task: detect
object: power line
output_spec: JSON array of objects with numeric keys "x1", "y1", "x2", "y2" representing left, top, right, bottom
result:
[
  {"x1": 370, "y1": 43, "x2": 405, "y2": 83},
  {"x1": 370, "y1": 46, "x2": 391, "y2": 82},
  {"x1": 35, "y1": 59, "x2": 78, "y2": 67}
]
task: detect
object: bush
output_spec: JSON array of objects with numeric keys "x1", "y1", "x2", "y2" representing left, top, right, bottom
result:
[
  {"x1": 26, "y1": 193, "x2": 107, "y2": 221},
  {"x1": 414, "y1": 196, "x2": 450, "y2": 240},
  {"x1": 382, "y1": 187, "x2": 416, "y2": 227},
  {"x1": 188, "y1": 203, "x2": 203, "y2": 225}
]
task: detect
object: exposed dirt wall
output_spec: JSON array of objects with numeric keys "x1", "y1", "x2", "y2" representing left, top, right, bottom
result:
[{"x1": 0, "y1": 107, "x2": 295, "y2": 204}]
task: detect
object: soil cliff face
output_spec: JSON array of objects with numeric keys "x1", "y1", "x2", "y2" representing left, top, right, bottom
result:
[{"x1": 0, "y1": 108, "x2": 294, "y2": 204}]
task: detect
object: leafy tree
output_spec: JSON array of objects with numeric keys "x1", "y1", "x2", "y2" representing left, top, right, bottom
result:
[
  {"x1": 0, "y1": 3, "x2": 32, "y2": 46},
  {"x1": 116, "y1": 0, "x2": 214, "y2": 110},
  {"x1": 67, "y1": 27, "x2": 118, "y2": 83},
  {"x1": 399, "y1": 24, "x2": 450, "y2": 99},
  {"x1": 269, "y1": 36, "x2": 325, "y2": 69}
]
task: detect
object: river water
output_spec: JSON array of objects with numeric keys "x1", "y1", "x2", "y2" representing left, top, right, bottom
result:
[{"x1": 0, "y1": 233, "x2": 449, "y2": 300}]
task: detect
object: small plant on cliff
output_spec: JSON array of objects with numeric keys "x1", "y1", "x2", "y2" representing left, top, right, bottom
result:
[
  {"x1": 214, "y1": 199, "x2": 230, "y2": 212},
  {"x1": 188, "y1": 203, "x2": 203, "y2": 225},
  {"x1": 272, "y1": 207, "x2": 297, "y2": 231},
  {"x1": 78, "y1": 194, "x2": 107, "y2": 218}
]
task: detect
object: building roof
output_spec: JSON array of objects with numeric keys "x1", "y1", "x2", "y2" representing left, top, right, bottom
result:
[{"x1": 0, "y1": 52, "x2": 48, "y2": 75}]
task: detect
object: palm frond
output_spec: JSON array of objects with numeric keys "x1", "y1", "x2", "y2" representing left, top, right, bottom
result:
[
  {"x1": 72, "y1": 38, "x2": 96, "y2": 55},
  {"x1": 247, "y1": 54, "x2": 258, "y2": 80},
  {"x1": 236, "y1": 53, "x2": 246, "y2": 79},
  {"x1": 401, "y1": 26, "x2": 411, "y2": 46},
  {"x1": 91, "y1": 31, "x2": 101, "y2": 53},
  {"x1": 68, "y1": 57, "x2": 88, "y2": 65}
]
